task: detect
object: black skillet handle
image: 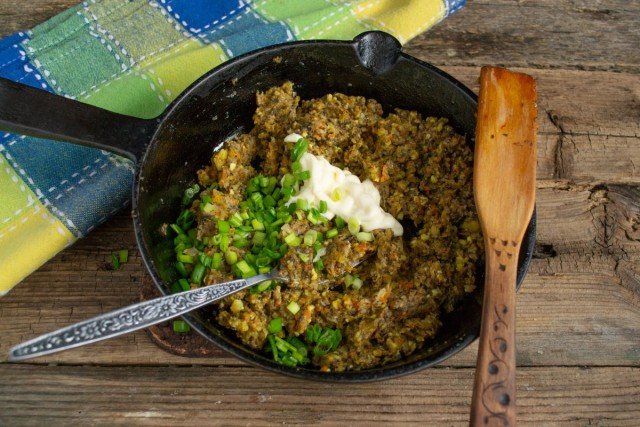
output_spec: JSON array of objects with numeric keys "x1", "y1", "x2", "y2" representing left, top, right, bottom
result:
[{"x1": 0, "y1": 77, "x2": 159, "y2": 163}]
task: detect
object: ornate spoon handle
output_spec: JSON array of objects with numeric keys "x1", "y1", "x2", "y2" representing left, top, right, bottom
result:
[{"x1": 8, "y1": 273, "x2": 271, "y2": 361}]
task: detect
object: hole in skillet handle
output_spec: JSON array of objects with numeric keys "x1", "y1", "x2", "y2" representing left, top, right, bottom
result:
[{"x1": 353, "y1": 31, "x2": 402, "y2": 75}]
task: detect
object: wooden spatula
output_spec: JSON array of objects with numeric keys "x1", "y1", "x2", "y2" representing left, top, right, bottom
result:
[{"x1": 470, "y1": 66, "x2": 537, "y2": 426}]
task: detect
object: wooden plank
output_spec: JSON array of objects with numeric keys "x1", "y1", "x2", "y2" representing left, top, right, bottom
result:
[
  {"x1": 2, "y1": 185, "x2": 638, "y2": 367},
  {"x1": 407, "y1": 0, "x2": 640, "y2": 73},
  {"x1": 0, "y1": 365, "x2": 638, "y2": 426},
  {"x1": 0, "y1": 0, "x2": 76, "y2": 36}
]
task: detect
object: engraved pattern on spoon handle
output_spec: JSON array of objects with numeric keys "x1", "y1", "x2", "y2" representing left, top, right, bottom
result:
[{"x1": 8, "y1": 275, "x2": 269, "y2": 361}]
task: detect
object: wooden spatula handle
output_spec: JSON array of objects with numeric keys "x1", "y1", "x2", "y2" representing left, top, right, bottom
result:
[
  {"x1": 470, "y1": 66, "x2": 537, "y2": 426},
  {"x1": 470, "y1": 240, "x2": 518, "y2": 426}
]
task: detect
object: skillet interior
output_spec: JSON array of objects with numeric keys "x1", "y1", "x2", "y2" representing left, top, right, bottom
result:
[{"x1": 134, "y1": 32, "x2": 535, "y2": 381}]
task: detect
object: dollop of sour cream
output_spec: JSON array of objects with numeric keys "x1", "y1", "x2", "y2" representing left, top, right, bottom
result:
[{"x1": 285, "y1": 134, "x2": 403, "y2": 236}]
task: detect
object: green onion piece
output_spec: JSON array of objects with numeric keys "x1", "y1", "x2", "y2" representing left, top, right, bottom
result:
[
  {"x1": 111, "y1": 254, "x2": 120, "y2": 270},
  {"x1": 217, "y1": 220, "x2": 230, "y2": 234},
  {"x1": 263, "y1": 195, "x2": 276, "y2": 209},
  {"x1": 250, "y1": 192, "x2": 263, "y2": 207},
  {"x1": 170, "y1": 281, "x2": 182, "y2": 294},
  {"x1": 251, "y1": 219, "x2": 265, "y2": 231},
  {"x1": 173, "y1": 320, "x2": 190, "y2": 333},
  {"x1": 313, "y1": 329, "x2": 342, "y2": 356},
  {"x1": 271, "y1": 188, "x2": 281, "y2": 201},
  {"x1": 257, "y1": 281, "x2": 272, "y2": 292},
  {"x1": 296, "y1": 199, "x2": 309, "y2": 211},
  {"x1": 284, "y1": 233, "x2": 302, "y2": 247},
  {"x1": 351, "y1": 277, "x2": 363, "y2": 290},
  {"x1": 177, "y1": 253, "x2": 195, "y2": 264},
  {"x1": 178, "y1": 278, "x2": 190, "y2": 291},
  {"x1": 268, "y1": 335, "x2": 279, "y2": 361},
  {"x1": 225, "y1": 250, "x2": 238, "y2": 265},
  {"x1": 298, "y1": 253, "x2": 310, "y2": 263},
  {"x1": 318, "y1": 200, "x2": 328, "y2": 213},
  {"x1": 170, "y1": 223, "x2": 185, "y2": 236},
  {"x1": 201, "y1": 203, "x2": 215, "y2": 213},
  {"x1": 267, "y1": 317, "x2": 282, "y2": 334},
  {"x1": 229, "y1": 212, "x2": 244, "y2": 228},
  {"x1": 295, "y1": 170, "x2": 311, "y2": 181},
  {"x1": 176, "y1": 210, "x2": 194, "y2": 229},
  {"x1": 348, "y1": 216, "x2": 360, "y2": 235},
  {"x1": 259, "y1": 176, "x2": 270, "y2": 188},
  {"x1": 201, "y1": 194, "x2": 212, "y2": 205},
  {"x1": 258, "y1": 266, "x2": 271, "y2": 274},
  {"x1": 356, "y1": 231, "x2": 374, "y2": 242},
  {"x1": 326, "y1": 228, "x2": 338, "y2": 239},
  {"x1": 313, "y1": 241, "x2": 323, "y2": 253},
  {"x1": 240, "y1": 210, "x2": 250, "y2": 220},
  {"x1": 292, "y1": 161, "x2": 302, "y2": 174},
  {"x1": 182, "y1": 183, "x2": 200, "y2": 206},
  {"x1": 233, "y1": 260, "x2": 257, "y2": 279},
  {"x1": 314, "y1": 259, "x2": 324, "y2": 272},
  {"x1": 306, "y1": 324, "x2": 322, "y2": 343},
  {"x1": 282, "y1": 173, "x2": 296, "y2": 188},
  {"x1": 303, "y1": 230, "x2": 318, "y2": 246},
  {"x1": 255, "y1": 256, "x2": 271, "y2": 267},
  {"x1": 291, "y1": 137, "x2": 309, "y2": 162},
  {"x1": 220, "y1": 234, "x2": 230, "y2": 252},
  {"x1": 187, "y1": 228, "x2": 198, "y2": 241},
  {"x1": 212, "y1": 234, "x2": 223, "y2": 245},
  {"x1": 211, "y1": 252, "x2": 223, "y2": 270},
  {"x1": 287, "y1": 301, "x2": 301, "y2": 315},
  {"x1": 118, "y1": 250, "x2": 129, "y2": 264},
  {"x1": 175, "y1": 261, "x2": 188, "y2": 277},
  {"x1": 344, "y1": 274, "x2": 354, "y2": 287},
  {"x1": 281, "y1": 186, "x2": 294, "y2": 199},
  {"x1": 198, "y1": 253, "x2": 212, "y2": 267},
  {"x1": 233, "y1": 238, "x2": 249, "y2": 248},
  {"x1": 190, "y1": 263, "x2": 206, "y2": 285},
  {"x1": 252, "y1": 231, "x2": 266, "y2": 246}
]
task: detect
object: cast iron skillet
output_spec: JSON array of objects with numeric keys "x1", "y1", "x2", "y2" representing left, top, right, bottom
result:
[{"x1": 0, "y1": 31, "x2": 535, "y2": 382}]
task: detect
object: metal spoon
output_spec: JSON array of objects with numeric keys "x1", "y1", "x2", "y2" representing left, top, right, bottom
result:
[
  {"x1": 9, "y1": 249, "x2": 372, "y2": 361},
  {"x1": 8, "y1": 270, "x2": 282, "y2": 361}
]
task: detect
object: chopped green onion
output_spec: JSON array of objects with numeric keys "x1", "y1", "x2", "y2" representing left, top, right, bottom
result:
[
  {"x1": 111, "y1": 254, "x2": 120, "y2": 270},
  {"x1": 220, "y1": 234, "x2": 230, "y2": 252},
  {"x1": 255, "y1": 256, "x2": 271, "y2": 267},
  {"x1": 173, "y1": 320, "x2": 190, "y2": 333},
  {"x1": 348, "y1": 216, "x2": 360, "y2": 235},
  {"x1": 318, "y1": 200, "x2": 328, "y2": 213},
  {"x1": 201, "y1": 194, "x2": 212, "y2": 205},
  {"x1": 176, "y1": 210, "x2": 194, "y2": 229},
  {"x1": 182, "y1": 183, "x2": 200, "y2": 206},
  {"x1": 229, "y1": 212, "x2": 244, "y2": 227},
  {"x1": 217, "y1": 220, "x2": 230, "y2": 234},
  {"x1": 253, "y1": 231, "x2": 266, "y2": 245},
  {"x1": 211, "y1": 252, "x2": 223, "y2": 270},
  {"x1": 287, "y1": 301, "x2": 300, "y2": 315},
  {"x1": 314, "y1": 259, "x2": 324, "y2": 272},
  {"x1": 356, "y1": 231, "x2": 374, "y2": 242},
  {"x1": 351, "y1": 277, "x2": 363, "y2": 290},
  {"x1": 233, "y1": 260, "x2": 257, "y2": 279},
  {"x1": 295, "y1": 170, "x2": 311, "y2": 181},
  {"x1": 344, "y1": 274, "x2": 354, "y2": 287},
  {"x1": 298, "y1": 253, "x2": 310, "y2": 263},
  {"x1": 266, "y1": 316, "x2": 281, "y2": 330},
  {"x1": 263, "y1": 195, "x2": 276, "y2": 208},
  {"x1": 225, "y1": 250, "x2": 238, "y2": 265},
  {"x1": 291, "y1": 137, "x2": 309, "y2": 162},
  {"x1": 282, "y1": 173, "x2": 296, "y2": 188},
  {"x1": 258, "y1": 266, "x2": 271, "y2": 274},
  {"x1": 326, "y1": 228, "x2": 338, "y2": 239},
  {"x1": 251, "y1": 219, "x2": 265, "y2": 231},
  {"x1": 335, "y1": 216, "x2": 346, "y2": 229},
  {"x1": 201, "y1": 202, "x2": 215, "y2": 213},
  {"x1": 190, "y1": 263, "x2": 206, "y2": 285},
  {"x1": 284, "y1": 233, "x2": 302, "y2": 247},
  {"x1": 291, "y1": 161, "x2": 302, "y2": 174},
  {"x1": 170, "y1": 224, "x2": 185, "y2": 236},
  {"x1": 303, "y1": 230, "x2": 318, "y2": 246},
  {"x1": 175, "y1": 261, "x2": 188, "y2": 277},
  {"x1": 117, "y1": 249, "x2": 128, "y2": 264},
  {"x1": 198, "y1": 253, "x2": 212, "y2": 268},
  {"x1": 296, "y1": 199, "x2": 309, "y2": 211},
  {"x1": 177, "y1": 253, "x2": 195, "y2": 264},
  {"x1": 178, "y1": 278, "x2": 190, "y2": 291},
  {"x1": 232, "y1": 238, "x2": 249, "y2": 248}
]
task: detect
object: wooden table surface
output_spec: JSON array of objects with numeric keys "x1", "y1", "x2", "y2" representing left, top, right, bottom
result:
[{"x1": 1, "y1": 1, "x2": 639, "y2": 425}]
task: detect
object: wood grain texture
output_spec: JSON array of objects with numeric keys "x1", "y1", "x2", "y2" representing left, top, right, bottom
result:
[
  {"x1": 0, "y1": 0, "x2": 639, "y2": 424},
  {"x1": 0, "y1": 365, "x2": 638, "y2": 426}
]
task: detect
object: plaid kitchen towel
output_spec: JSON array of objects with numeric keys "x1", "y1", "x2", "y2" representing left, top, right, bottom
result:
[{"x1": 0, "y1": 0, "x2": 465, "y2": 294}]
